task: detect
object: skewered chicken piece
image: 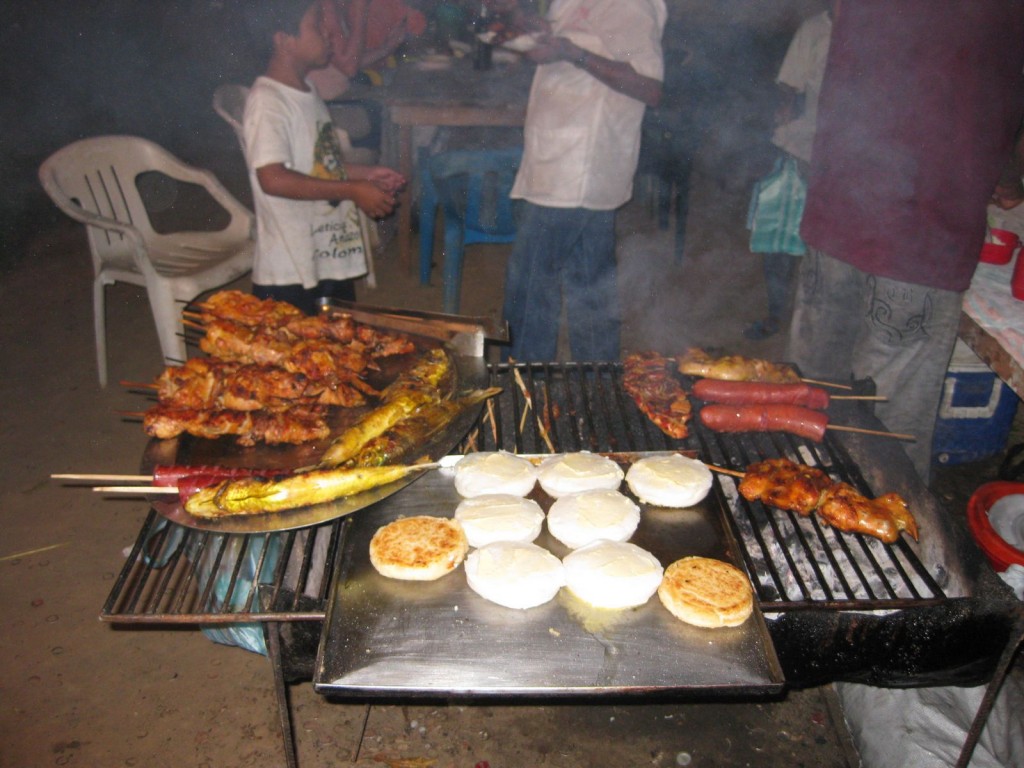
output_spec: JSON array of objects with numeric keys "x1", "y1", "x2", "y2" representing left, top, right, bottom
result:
[
  {"x1": 199, "y1": 318, "x2": 378, "y2": 399},
  {"x1": 623, "y1": 351, "x2": 692, "y2": 438},
  {"x1": 738, "y1": 458, "x2": 832, "y2": 516},
  {"x1": 154, "y1": 358, "x2": 318, "y2": 412},
  {"x1": 737, "y1": 457, "x2": 919, "y2": 542},
  {"x1": 677, "y1": 347, "x2": 801, "y2": 383},
  {"x1": 143, "y1": 405, "x2": 330, "y2": 446},
  {"x1": 192, "y1": 290, "x2": 415, "y2": 354},
  {"x1": 194, "y1": 290, "x2": 304, "y2": 329},
  {"x1": 817, "y1": 482, "x2": 919, "y2": 543}
]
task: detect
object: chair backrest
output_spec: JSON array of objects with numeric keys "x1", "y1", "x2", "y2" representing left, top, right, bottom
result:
[
  {"x1": 213, "y1": 83, "x2": 249, "y2": 150},
  {"x1": 427, "y1": 148, "x2": 523, "y2": 239},
  {"x1": 38, "y1": 135, "x2": 252, "y2": 277}
]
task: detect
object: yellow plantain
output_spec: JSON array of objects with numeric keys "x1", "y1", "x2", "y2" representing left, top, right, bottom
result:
[{"x1": 184, "y1": 464, "x2": 434, "y2": 518}]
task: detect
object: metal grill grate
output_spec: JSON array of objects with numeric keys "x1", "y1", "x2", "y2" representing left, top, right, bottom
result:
[{"x1": 102, "y1": 360, "x2": 944, "y2": 624}]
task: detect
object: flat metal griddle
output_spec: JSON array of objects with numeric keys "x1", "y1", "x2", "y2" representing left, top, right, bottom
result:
[
  {"x1": 138, "y1": 349, "x2": 489, "y2": 534},
  {"x1": 314, "y1": 454, "x2": 785, "y2": 697}
]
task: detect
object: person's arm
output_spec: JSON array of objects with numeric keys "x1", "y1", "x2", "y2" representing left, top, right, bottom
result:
[
  {"x1": 528, "y1": 35, "x2": 662, "y2": 108},
  {"x1": 330, "y1": 0, "x2": 370, "y2": 78},
  {"x1": 255, "y1": 163, "x2": 397, "y2": 219},
  {"x1": 992, "y1": 122, "x2": 1024, "y2": 210},
  {"x1": 358, "y1": 19, "x2": 408, "y2": 68}
]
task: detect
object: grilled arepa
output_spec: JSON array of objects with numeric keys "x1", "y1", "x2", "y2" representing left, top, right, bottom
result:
[
  {"x1": 658, "y1": 556, "x2": 754, "y2": 628},
  {"x1": 369, "y1": 516, "x2": 468, "y2": 581}
]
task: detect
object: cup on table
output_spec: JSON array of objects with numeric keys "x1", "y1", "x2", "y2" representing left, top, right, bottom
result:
[
  {"x1": 980, "y1": 228, "x2": 1020, "y2": 265},
  {"x1": 1012, "y1": 251, "x2": 1024, "y2": 300}
]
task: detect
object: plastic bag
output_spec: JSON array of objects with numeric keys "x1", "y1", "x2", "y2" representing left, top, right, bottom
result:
[
  {"x1": 193, "y1": 533, "x2": 284, "y2": 655},
  {"x1": 142, "y1": 520, "x2": 283, "y2": 655},
  {"x1": 747, "y1": 155, "x2": 808, "y2": 255}
]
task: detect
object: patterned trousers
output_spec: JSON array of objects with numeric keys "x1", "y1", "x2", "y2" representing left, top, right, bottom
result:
[{"x1": 785, "y1": 249, "x2": 964, "y2": 482}]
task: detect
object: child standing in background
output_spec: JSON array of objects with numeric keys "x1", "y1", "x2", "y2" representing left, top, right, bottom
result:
[{"x1": 244, "y1": 0, "x2": 405, "y2": 314}]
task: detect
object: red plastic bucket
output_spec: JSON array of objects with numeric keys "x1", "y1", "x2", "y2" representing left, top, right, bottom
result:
[{"x1": 966, "y1": 482, "x2": 1024, "y2": 572}]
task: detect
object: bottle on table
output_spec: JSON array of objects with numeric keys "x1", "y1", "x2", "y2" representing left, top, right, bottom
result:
[{"x1": 472, "y1": 2, "x2": 493, "y2": 70}]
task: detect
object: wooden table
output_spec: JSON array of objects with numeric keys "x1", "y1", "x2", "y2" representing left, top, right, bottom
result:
[
  {"x1": 369, "y1": 57, "x2": 532, "y2": 271},
  {"x1": 958, "y1": 260, "x2": 1024, "y2": 399}
]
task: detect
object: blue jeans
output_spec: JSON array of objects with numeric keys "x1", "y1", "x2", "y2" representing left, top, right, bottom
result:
[{"x1": 502, "y1": 203, "x2": 620, "y2": 361}]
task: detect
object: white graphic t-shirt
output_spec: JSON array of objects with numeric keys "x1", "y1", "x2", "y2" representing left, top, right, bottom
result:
[{"x1": 244, "y1": 76, "x2": 368, "y2": 288}]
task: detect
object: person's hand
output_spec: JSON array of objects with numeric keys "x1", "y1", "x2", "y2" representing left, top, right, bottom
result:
[
  {"x1": 366, "y1": 167, "x2": 406, "y2": 196},
  {"x1": 525, "y1": 34, "x2": 570, "y2": 64},
  {"x1": 992, "y1": 180, "x2": 1024, "y2": 210},
  {"x1": 349, "y1": 180, "x2": 396, "y2": 219}
]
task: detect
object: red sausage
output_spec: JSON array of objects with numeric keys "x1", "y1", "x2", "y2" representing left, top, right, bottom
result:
[
  {"x1": 699, "y1": 404, "x2": 828, "y2": 442},
  {"x1": 153, "y1": 464, "x2": 270, "y2": 487},
  {"x1": 692, "y1": 379, "x2": 830, "y2": 410}
]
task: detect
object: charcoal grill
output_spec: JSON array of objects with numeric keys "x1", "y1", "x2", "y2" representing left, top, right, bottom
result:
[{"x1": 102, "y1": 360, "x2": 1023, "y2": 767}]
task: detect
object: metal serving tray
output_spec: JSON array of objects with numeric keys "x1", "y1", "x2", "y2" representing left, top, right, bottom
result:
[
  {"x1": 139, "y1": 349, "x2": 489, "y2": 534},
  {"x1": 314, "y1": 454, "x2": 784, "y2": 697}
]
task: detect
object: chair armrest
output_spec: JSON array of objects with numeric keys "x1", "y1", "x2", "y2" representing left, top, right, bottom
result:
[{"x1": 38, "y1": 169, "x2": 146, "y2": 248}]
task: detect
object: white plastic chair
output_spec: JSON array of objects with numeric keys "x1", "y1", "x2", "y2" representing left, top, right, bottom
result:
[
  {"x1": 213, "y1": 83, "x2": 378, "y2": 288},
  {"x1": 38, "y1": 135, "x2": 254, "y2": 386}
]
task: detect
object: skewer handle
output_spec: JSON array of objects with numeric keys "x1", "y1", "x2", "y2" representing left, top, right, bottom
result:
[
  {"x1": 93, "y1": 486, "x2": 180, "y2": 494},
  {"x1": 52, "y1": 473, "x2": 151, "y2": 483},
  {"x1": 828, "y1": 424, "x2": 915, "y2": 441},
  {"x1": 801, "y1": 378, "x2": 853, "y2": 390},
  {"x1": 707, "y1": 464, "x2": 746, "y2": 478}
]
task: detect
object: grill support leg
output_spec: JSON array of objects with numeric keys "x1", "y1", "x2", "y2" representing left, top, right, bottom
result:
[
  {"x1": 955, "y1": 610, "x2": 1024, "y2": 768},
  {"x1": 265, "y1": 621, "x2": 299, "y2": 768}
]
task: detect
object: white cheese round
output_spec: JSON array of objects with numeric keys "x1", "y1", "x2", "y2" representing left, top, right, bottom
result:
[
  {"x1": 454, "y1": 451, "x2": 538, "y2": 498},
  {"x1": 625, "y1": 454, "x2": 713, "y2": 508},
  {"x1": 454, "y1": 494, "x2": 545, "y2": 548},
  {"x1": 546, "y1": 489, "x2": 641, "y2": 549},
  {"x1": 563, "y1": 540, "x2": 664, "y2": 610},
  {"x1": 465, "y1": 541, "x2": 566, "y2": 609},
  {"x1": 537, "y1": 452, "x2": 624, "y2": 499}
]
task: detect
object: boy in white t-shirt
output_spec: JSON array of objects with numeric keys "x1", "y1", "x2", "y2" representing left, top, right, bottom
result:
[{"x1": 244, "y1": 0, "x2": 405, "y2": 314}]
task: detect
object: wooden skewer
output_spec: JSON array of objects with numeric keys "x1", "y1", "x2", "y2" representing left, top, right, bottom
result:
[
  {"x1": 828, "y1": 424, "x2": 915, "y2": 441},
  {"x1": 830, "y1": 395, "x2": 887, "y2": 401},
  {"x1": 800, "y1": 378, "x2": 853, "y2": 390},
  {"x1": 120, "y1": 380, "x2": 157, "y2": 390},
  {"x1": 707, "y1": 464, "x2": 746, "y2": 478},
  {"x1": 52, "y1": 473, "x2": 151, "y2": 483},
  {"x1": 93, "y1": 486, "x2": 180, "y2": 494}
]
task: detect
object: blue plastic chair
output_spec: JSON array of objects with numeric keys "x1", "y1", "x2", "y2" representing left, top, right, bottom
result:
[{"x1": 419, "y1": 147, "x2": 523, "y2": 313}]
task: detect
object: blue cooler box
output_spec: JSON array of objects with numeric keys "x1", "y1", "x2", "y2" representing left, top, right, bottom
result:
[{"x1": 932, "y1": 342, "x2": 1020, "y2": 465}]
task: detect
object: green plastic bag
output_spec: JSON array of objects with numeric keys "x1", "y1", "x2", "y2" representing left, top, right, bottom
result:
[{"x1": 747, "y1": 155, "x2": 808, "y2": 255}]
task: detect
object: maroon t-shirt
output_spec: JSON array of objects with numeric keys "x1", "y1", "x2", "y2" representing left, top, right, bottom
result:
[{"x1": 800, "y1": 1, "x2": 1024, "y2": 292}]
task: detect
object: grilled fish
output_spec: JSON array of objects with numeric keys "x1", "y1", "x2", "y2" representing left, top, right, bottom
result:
[
  {"x1": 345, "y1": 388, "x2": 503, "y2": 468},
  {"x1": 184, "y1": 464, "x2": 434, "y2": 518},
  {"x1": 318, "y1": 347, "x2": 456, "y2": 468}
]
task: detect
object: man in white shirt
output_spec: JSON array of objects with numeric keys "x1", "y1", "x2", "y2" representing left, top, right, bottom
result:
[{"x1": 492, "y1": 0, "x2": 667, "y2": 361}]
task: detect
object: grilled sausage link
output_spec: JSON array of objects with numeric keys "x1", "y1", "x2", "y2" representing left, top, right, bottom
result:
[
  {"x1": 698, "y1": 404, "x2": 828, "y2": 442},
  {"x1": 692, "y1": 380, "x2": 830, "y2": 410}
]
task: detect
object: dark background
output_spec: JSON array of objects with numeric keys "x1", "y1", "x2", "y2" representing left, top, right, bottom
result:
[{"x1": 0, "y1": 0, "x2": 819, "y2": 267}]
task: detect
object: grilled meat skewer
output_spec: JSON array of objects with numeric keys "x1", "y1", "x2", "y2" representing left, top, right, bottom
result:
[{"x1": 737, "y1": 458, "x2": 919, "y2": 542}]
